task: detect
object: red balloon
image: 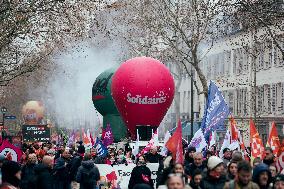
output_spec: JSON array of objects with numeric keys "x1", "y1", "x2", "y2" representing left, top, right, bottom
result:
[{"x1": 111, "y1": 57, "x2": 175, "y2": 137}]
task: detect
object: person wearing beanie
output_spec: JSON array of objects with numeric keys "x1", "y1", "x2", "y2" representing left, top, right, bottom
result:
[
  {"x1": 200, "y1": 156, "x2": 227, "y2": 189},
  {"x1": 253, "y1": 163, "x2": 272, "y2": 189},
  {"x1": 1, "y1": 160, "x2": 21, "y2": 189},
  {"x1": 273, "y1": 174, "x2": 284, "y2": 189}
]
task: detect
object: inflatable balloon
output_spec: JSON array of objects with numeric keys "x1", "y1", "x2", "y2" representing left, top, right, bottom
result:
[
  {"x1": 92, "y1": 68, "x2": 127, "y2": 141},
  {"x1": 111, "y1": 57, "x2": 175, "y2": 137},
  {"x1": 22, "y1": 101, "x2": 44, "y2": 125}
]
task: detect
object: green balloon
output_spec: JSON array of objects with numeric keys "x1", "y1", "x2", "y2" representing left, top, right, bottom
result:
[
  {"x1": 92, "y1": 67, "x2": 118, "y2": 115},
  {"x1": 92, "y1": 67, "x2": 127, "y2": 142}
]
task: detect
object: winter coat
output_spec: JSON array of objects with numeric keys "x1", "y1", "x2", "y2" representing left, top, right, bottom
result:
[
  {"x1": 223, "y1": 180, "x2": 260, "y2": 189},
  {"x1": 128, "y1": 165, "x2": 154, "y2": 189},
  {"x1": 68, "y1": 155, "x2": 83, "y2": 181},
  {"x1": 34, "y1": 163, "x2": 55, "y2": 189},
  {"x1": 145, "y1": 153, "x2": 163, "y2": 163},
  {"x1": 200, "y1": 174, "x2": 227, "y2": 189},
  {"x1": 52, "y1": 158, "x2": 71, "y2": 189},
  {"x1": 20, "y1": 163, "x2": 37, "y2": 189},
  {"x1": 76, "y1": 160, "x2": 100, "y2": 189},
  {"x1": 185, "y1": 163, "x2": 206, "y2": 178}
]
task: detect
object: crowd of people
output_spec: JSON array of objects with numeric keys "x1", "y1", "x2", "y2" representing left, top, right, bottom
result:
[{"x1": 0, "y1": 140, "x2": 283, "y2": 189}]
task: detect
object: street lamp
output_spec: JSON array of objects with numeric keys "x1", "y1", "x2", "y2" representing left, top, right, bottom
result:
[
  {"x1": 1, "y1": 107, "x2": 7, "y2": 138},
  {"x1": 1, "y1": 107, "x2": 7, "y2": 126}
]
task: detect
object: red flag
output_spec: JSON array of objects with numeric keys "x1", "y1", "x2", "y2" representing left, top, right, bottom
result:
[
  {"x1": 250, "y1": 119, "x2": 264, "y2": 159},
  {"x1": 230, "y1": 116, "x2": 239, "y2": 142},
  {"x1": 90, "y1": 132, "x2": 95, "y2": 146},
  {"x1": 166, "y1": 120, "x2": 184, "y2": 163},
  {"x1": 267, "y1": 122, "x2": 280, "y2": 155},
  {"x1": 276, "y1": 140, "x2": 284, "y2": 172}
]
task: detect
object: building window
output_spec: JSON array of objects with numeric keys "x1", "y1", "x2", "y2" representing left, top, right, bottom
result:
[{"x1": 271, "y1": 83, "x2": 277, "y2": 113}]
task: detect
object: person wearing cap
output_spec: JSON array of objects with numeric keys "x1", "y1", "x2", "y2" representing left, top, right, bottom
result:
[
  {"x1": 222, "y1": 148, "x2": 232, "y2": 166},
  {"x1": 253, "y1": 163, "x2": 272, "y2": 189},
  {"x1": 200, "y1": 156, "x2": 226, "y2": 189},
  {"x1": 224, "y1": 160, "x2": 259, "y2": 189},
  {"x1": 273, "y1": 174, "x2": 284, "y2": 189},
  {"x1": 1, "y1": 160, "x2": 21, "y2": 189}
]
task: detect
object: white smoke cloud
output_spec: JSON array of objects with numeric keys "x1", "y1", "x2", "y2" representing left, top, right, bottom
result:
[{"x1": 44, "y1": 41, "x2": 121, "y2": 131}]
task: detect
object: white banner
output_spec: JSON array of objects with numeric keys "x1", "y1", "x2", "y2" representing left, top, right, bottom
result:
[{"x1": 96, "y1": 163, "x2": 159, "y2": 189}]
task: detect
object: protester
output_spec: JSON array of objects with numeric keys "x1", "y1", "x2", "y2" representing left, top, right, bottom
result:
[
  {"x1": 222, "y1": 148, "x2": 232, "y2": 166},
  {"x1": 200, "y1": 156, "x2": 226, "y2": 189},
  {"x1": 253, "y1": 163, "x2": 272, "y2": 189},
  {"x1": 270, "y1": 164, "x2": 278, "y2": 179},
  {"x1": 76, "y1": 153, "x2": 100, "y2": 189},
  {"x1": 145, "y1": 146, "x2": 163, "y2": 163},
  {"x1": 231, "y1": 151, "x2": 243, "y2": 163},
  {"x1": 227, "y1": 161, "x2": 238, "y2": 180},
  {"x1": 185, "y1": 152, "x2": 206, "y2": 177},
  {"x1": 128, "y1": 155, "x2": 154, "y2": 189},
  {"x1": 224, "y1": 160, "x2": 259, "y2": 189},
  {"x1": 20, "y1": 153, "x2": 38, "y2": 189},
  {"x1": 34, "y1": 155, "x2": 55, "y2": 189},
  {"x1": 53, "y1": 158, "x2": 71, "y2": 189},
  {"x1": 172, "y1": 163, "x2": 189, "y2": 185},
  {"x1": 77, "y1": 141, "x2": 85, "y2": 156},
  {"x1": 263, "y1": 147, "x2": 275, "y2": 166},
  {"x1": 156, "y1": 155, "x2": 174, "y2": 187},
  {"x1": 1, "y1": 161, "x2": 21, "y2": 189},
  {"x1": 253, "y1": 157, "x2": 262, "y2": 169},
  {"x1": 166, "y1": 174, "x2": 185, "y2": 189},
  {"x1": 273, "y1": 174, "x2": 284, "y2": 189},
  {"x1": 190, "y1": 169, "x2": 202, "y2": 189},
  {"x1": 184, "y1": 146, "x2": 196, "y2": 166}
]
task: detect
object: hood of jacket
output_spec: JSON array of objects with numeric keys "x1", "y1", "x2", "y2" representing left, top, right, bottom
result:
[
  {"x1": 252, "y1": 163, "x2": 272, "y2": 182},
  {"x1": 81, "y1": 160, "x2": 94, "y2": 170}
]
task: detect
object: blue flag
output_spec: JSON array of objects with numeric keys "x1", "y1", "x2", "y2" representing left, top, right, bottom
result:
[
  {"x1": 201, "y1": 81, "x2": 229, "y2": 142},
  {"x1": 94, "y1": 137, "x2": 108, "y2": 157}
]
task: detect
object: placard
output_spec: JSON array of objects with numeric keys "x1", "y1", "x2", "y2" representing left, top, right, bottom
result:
[
  {"x1": 96, "y1": 163, "x2": 159, "y2": 189},
  {"x1": 22, "y1": 125, "x2": 50, "y2": 142}
]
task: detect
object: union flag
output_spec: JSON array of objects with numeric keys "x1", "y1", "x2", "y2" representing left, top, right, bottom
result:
[
  {"x1": 250, "y1": 119, "x2": 264, "y2": 159},
  {"x1": 267, "y1": 122, "x2": 280, "y2": 155}
]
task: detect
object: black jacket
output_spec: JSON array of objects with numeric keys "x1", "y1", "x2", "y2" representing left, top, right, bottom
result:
[
  {"x1": 34, "y1": 163, "x2": 55, "y2": 189},
  {"x1": 128, "y1": 165, "x2": 154, "y2": 189},
  {"x1": 52, "y1": 158, "x2": 71, "y2": 189},
  {"x1": 200, "y1": 174, "x2": 227, "y2": 189},
  {"x1": 185, "y1": 163, "x2": 206, "y2": 177},
  {"x1": 145, "y1": 153, "x2": 163, "y2": 163},
  {"x1": 69, "y1": 155, "x2": 83, "y2": 181},
  {"x1": 76, "y1": 160, "x2": 100, "y2": 189},
  {"x1": 20, "y1": 163, "x2": 37, "y2": 189}
]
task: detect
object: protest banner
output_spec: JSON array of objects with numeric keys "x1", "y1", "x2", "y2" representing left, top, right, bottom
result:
[{"x1": 96, "y1": 163, "x2": 159, "y2": 189}]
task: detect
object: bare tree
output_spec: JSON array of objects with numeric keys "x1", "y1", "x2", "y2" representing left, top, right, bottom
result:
[{"x1": 0, "y1": 0, "x2": 104, "y2": 86}]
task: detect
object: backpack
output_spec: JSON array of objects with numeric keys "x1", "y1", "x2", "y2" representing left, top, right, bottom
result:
[{"x1": 81, "y1": 171, "x2": 95, "y2": 189}]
